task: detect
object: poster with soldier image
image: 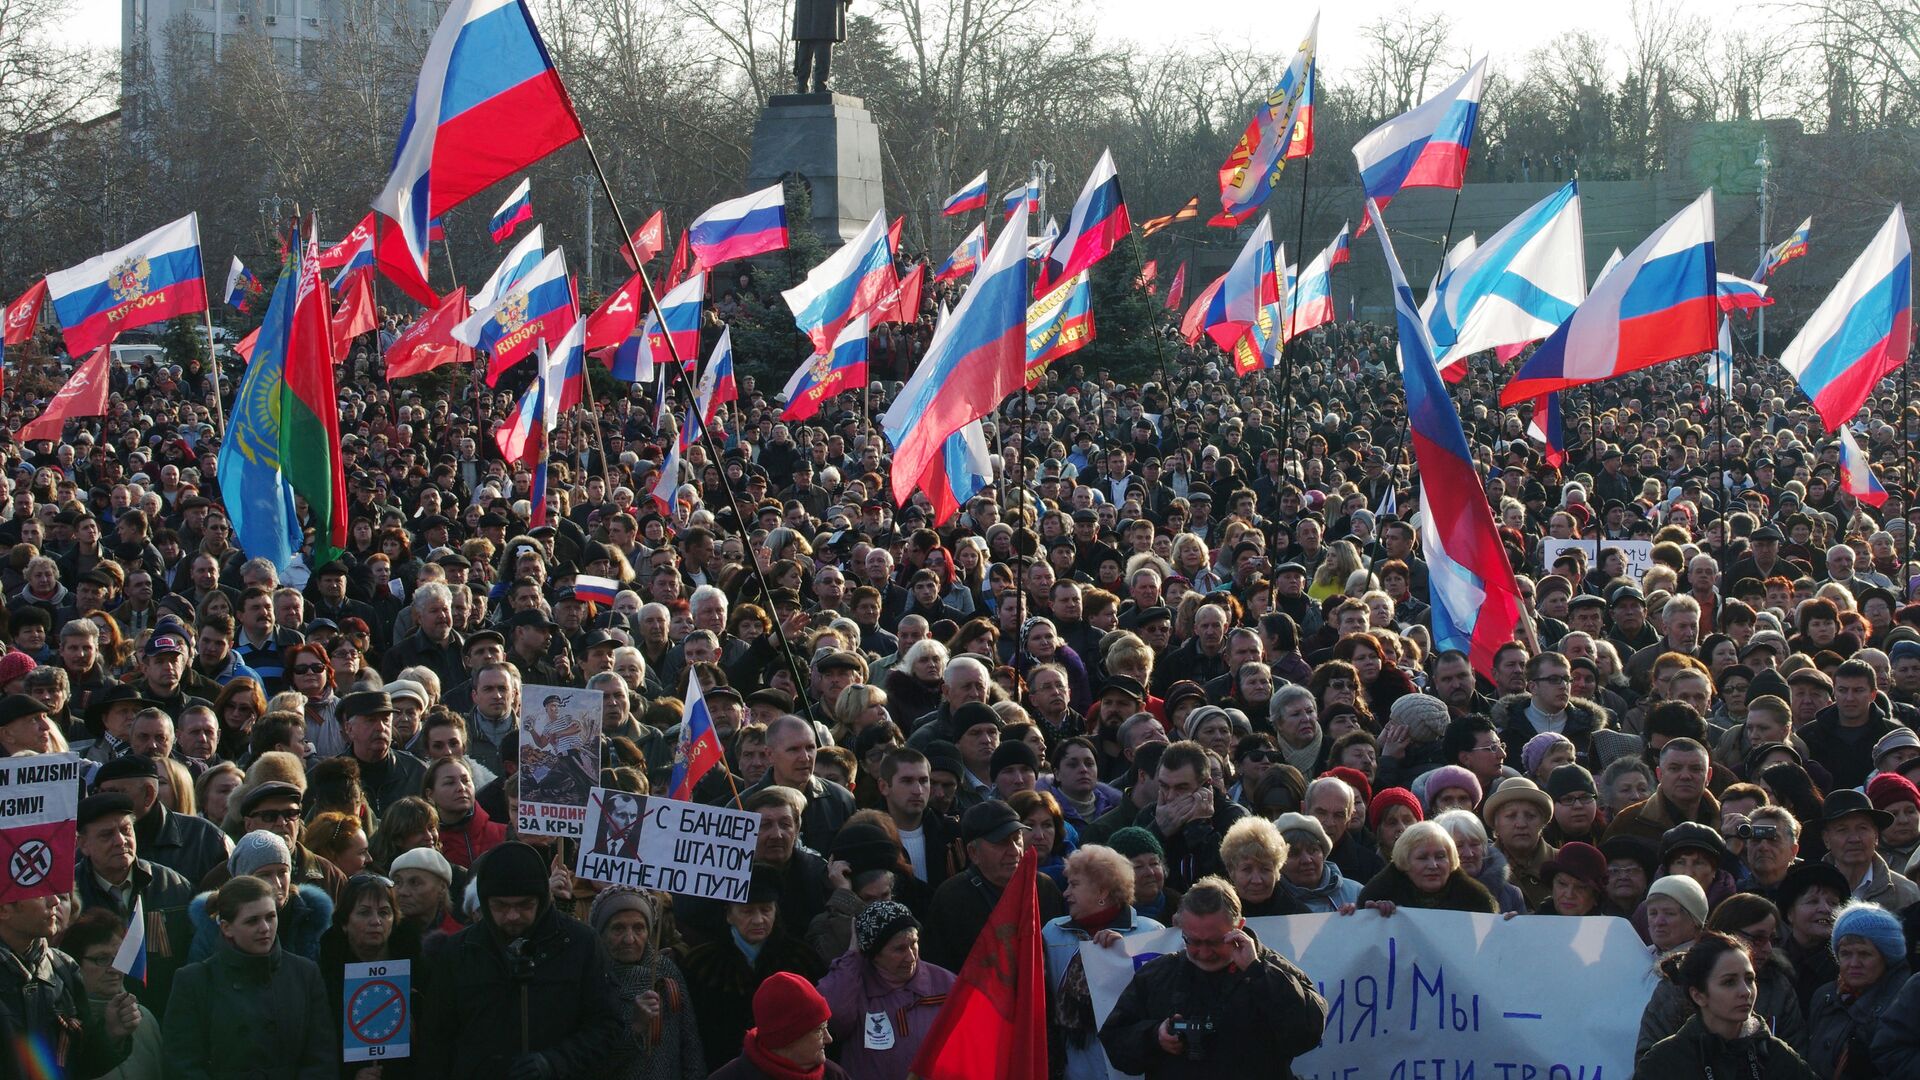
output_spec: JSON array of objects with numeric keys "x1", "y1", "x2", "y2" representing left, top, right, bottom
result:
[{"x1": 517, "y1": 685, "x2": 602, "y2": 837}]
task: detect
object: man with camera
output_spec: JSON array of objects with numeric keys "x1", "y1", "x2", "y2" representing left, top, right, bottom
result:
[{"x1": 1099, "y1": 876, "x2": 1327, "y2": 1078}]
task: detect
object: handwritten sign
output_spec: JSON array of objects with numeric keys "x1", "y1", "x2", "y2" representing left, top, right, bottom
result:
[
  {"x1": 1082, "y1": 911, "x2": 1656, "y2": 1080},
  {"x1": 1541, "y1": 538, "x2": 1655, "y2": 581},
  {"x1": 517, "y1": 685, "x2": 602, "y2": 838},
  {"x1": 0, "y1": 753, "x2": 80, "y2": 903},
  {"x1": 342, "y1": 959, "x2": 411, "y2": 1062},
  {"x1": 574, "y1": 789, "x2": 760, "y2": 901}
]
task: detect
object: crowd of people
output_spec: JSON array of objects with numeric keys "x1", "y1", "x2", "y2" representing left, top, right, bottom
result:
[{"x1": 4, "y1": 266, "x2": 1920, "y2": 1080}]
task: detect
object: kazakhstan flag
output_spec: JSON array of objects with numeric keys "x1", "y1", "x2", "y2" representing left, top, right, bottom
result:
[{"x1": 217, "y1": 228, "x2": 301, "y2": 571}]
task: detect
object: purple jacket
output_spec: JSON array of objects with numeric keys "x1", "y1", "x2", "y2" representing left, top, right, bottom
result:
[{"x1": 816, "y1": 949, "x2": 958, "y2": 1080}]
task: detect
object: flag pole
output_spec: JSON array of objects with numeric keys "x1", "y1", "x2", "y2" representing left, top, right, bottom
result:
[
  {"x1": 575, "y1": 132, "x2": 816, "y2": 714},
  {"x1": 1125, "y1": 230, "x2": 1176, "y2": 408},
  {"x1": 1278, "y1": 156, "x2": 1314, "y2": 481},
  {"x1": 1904, "y1": 344, "x2": 1913, "y2": 600},
  {"x1": 197, "y1": 222, "x2": 228, "y2": 431},
  {"x1": 1435, "y1": 188, "x2": 1466, "y2": 412}
]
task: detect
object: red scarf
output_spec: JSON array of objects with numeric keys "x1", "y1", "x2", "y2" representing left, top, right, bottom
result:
[
  {"x1": 742, "y1": 1030, "x2": 823, "y2": 1080},
  {"x1": 1075, "y1": 904, "x2": 1123, "y2": 935}
]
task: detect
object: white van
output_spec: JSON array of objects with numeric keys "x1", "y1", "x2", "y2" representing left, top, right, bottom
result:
[{"x1": 109, "y1": 343, "x2": 167, "y2": 366}]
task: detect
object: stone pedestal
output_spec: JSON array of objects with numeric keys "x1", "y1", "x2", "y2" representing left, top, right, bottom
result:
[{"x1": 747, "y1": 92, "x2": 886, "y2": 249}]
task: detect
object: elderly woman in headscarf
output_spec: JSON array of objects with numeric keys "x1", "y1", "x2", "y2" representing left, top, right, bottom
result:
[
  {"x1": 817, "y1": 900, "x2": 957, "y2": 1080},
  {"x1": 1043, "y1": 846, "x2": 1164, "y2": 1080},
  {"x1": 591, "y1": 887, "x2": 704, "y2": 1080},
  {"x1": 1016, "y1": 616, "x2": 1091, "y2": 715}
]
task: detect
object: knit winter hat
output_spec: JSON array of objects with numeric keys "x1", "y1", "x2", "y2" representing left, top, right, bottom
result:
[
  {"x1": 1421, "y1": 765, "x2": 1483, "y2": 811},
  {"x1": 1323, "y1": 766, "x2": 1372, "y2": 806},
  {"x1": 989, "y1": 739, "x2": 1041, "y2": 779},
  {"x1": 853, "y1": 900, "x2": 920, "y2": 958},
  {"x1": 1831, "y1": 901, "x2": 1906, "y2": 962},
  {"x1": 1867, "y1": 772, "x2": 1920, "y2": 812},
  {"x1": 1368, "y1": 787, "x2": 1425, "y2": 834},
  {"x1": 229, "y1": 830, "x2": 292, "y2": 878},
  {"x1": 477, "y1": 841, "x2": 549, "y2": 903},
  {"x1": 751, "y1": 971, "x2": 832, "y2": 1050},
  {"x1": 1521, "y1": 732, "x2": 1576, "y2": 777},
  {"x1": 1274, "y1": 812, "x2": 1332, "y2": 852},
  {"x1": 392, "y1": 847, "x2": 454, "y2": 887},
  {"x1": 1545, "y1": 763, "x2": 1598, "y2": 801},
  {"x1": 1106, "y1": 826, "x2": 1164, "y2": 861},
  {"x1": 1388, "y1": 694, "x2": 1452, "y2": 743},
  {"x1": 588, "y1": 886, "x2": 654, "y2": 936},
  {"x1": 1647, "y1": 874, "x2": 1709, "y2": 927}
]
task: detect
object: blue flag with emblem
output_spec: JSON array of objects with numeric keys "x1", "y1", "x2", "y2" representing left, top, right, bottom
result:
[{"x1": 217, "y1": 225, "x2": 301, "y2": 570}]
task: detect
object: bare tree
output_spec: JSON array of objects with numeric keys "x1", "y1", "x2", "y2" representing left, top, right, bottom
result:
[{"x1": 1359, "y1": 3, "x2": 1456, "y2": 116}]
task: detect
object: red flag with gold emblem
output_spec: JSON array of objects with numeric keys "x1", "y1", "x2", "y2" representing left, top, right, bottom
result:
[{"x1": 906, "y1": 847, "x2": 1045, "y2": 1080}]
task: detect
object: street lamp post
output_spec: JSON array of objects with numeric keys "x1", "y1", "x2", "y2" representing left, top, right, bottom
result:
[
  {"x1": 1755, "y1": 137, "x2": 1771, "y2": 357},
  {"x1": 573, "y1": 173, "x2": 597, "y2": 297}
]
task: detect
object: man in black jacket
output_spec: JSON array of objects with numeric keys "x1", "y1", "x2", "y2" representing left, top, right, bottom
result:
[
  {"x1": 416, "y1": 841, "x2": 631, "y2": 1080},
  {"x1": 0, "y1": 891, "x2": 139, "y2": 1080},
  {"x1": 91, "y1": 754, "x2": 228, "y2": 886},
  {"x1": 923, "y1": 801, "x2": 1064, "y2": 972},
  {"x1": 1100, "y1": 877, "x2": 1327, "y2": 1079},
  {"x1": 338, "y1": 690, "x2": 427, "y2": 816}
]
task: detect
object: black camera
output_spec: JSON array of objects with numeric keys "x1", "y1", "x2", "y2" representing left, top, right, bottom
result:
[
  {"x1": 1734, "y1": 822, "x2": 1779, "y2": 841},
  {"x1": 1169, "y1": 1015, "x2": 1216, "y2": 1060}
]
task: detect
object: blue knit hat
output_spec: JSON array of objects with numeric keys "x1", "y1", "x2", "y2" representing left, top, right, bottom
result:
[
  {"x1": 229, "y1": 830, "x2": 292, "y2": 878},
  {"x1": 1830, "y1": 901, "x2": 1905, "y2": 962}
]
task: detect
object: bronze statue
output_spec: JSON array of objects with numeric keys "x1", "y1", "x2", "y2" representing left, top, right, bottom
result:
[{"x1": 792, "y1": 0, "x2": 851, "y2": 95}]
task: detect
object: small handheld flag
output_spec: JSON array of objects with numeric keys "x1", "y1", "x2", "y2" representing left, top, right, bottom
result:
[
  {"x1": 667, "y1": 670, "x2": 727, "y2": 801},
  {"x1": 112, "y1": 896, "x2": 148, "y2": 984},
  {"x1": 574, "y1": 575, "x2": 619, "y2": 604},
  {"x1": 1836, "y1": 426, "x2": 1889, "y2": 507}
]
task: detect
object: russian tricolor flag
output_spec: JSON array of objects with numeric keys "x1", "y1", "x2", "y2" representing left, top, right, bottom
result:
[
  {"x1": 1757, "y1": 216, "x2": 1812, "y2": 279},
  {"x1": 1213, "y1": 14, "x2": 1317, "y2": 227},
  {"x1": 540, "y1": 315, "x2": 587, "y2": 425},
  {"x1": 782, "y1": 315, "x2": 869, "y2": 421},
  {"x1": 495, "y1": 372, "x2": 544, "y2": 464},
  {"x1": 1776, "y1": 206, "x2": 1911, "y2": 431},
  {"x1": 45, "y1": 213, "x2": 208, "y2": 356},
  {"x1": 1204, "y1": 213, "x2": 1285, "y2": 374},
  {"x1": 1501, "y1": 191, "x2": 1718, "y2": 404},
  {"x1": 694, "y1": 326, "x2": 738, "y2": 429},
  {"x1": 921, "y1": 418, "x2": 994, "y2": 526},
  {"x1": 374, "y1": 0, "x2": 583, "y2": 279},
  {"x1": 1716, "y1": 273, "x2": 1772, "y2": 312},
  {"x1": 327, "y1": 231, "x2": 376, "y2": 293},
  {"x1": 1837, "y1": 425, "x2": 1889, "y2": 507},
  {"x1": 687, "y1": 183, "x2": 788, "y2": 266},
  {"x1": 1001, "y1": 179, "x2": 1039, "y2": 220},
  {"x1": 1286, "y1": 235, "x2": 1339, "y2": 337},
  {"x1": 936, "y1": 222, "x2": 987, "y2": 283},
  {"x1": 1526, "y1": 393, "x2": 1565, "y2": 467},
  {"x1": 781, "y1": 210, "x2": 897, "y2": 351},
  {"x1": 883, "y1": 203, "x2": 1030, "y2": 497},
  {"x1": 454, "y1": 245, "x2": 574, "y2": 384},
  {"x1": 1371, "y1": 198, "x2": 1524, "y2": 679},
  {"x1": 225, "y1": 257, "x2": 261, "y2": 312},
  {"x1": 943, "y1": 170, "x2": 991, "y2": 216},
  {"x1": 112, "y1": 897, "x2": 147, "y2": 984},
  {"x1": 574, "y1": 574, "x2": 620, "y2": 604},
  {"x1": 1352, "y1": 59, "x2": 1486, "y2": 231},
  {"x1": 1041, "y1": 149, "x2": 1131, "y2": 292},
  {"x1": 617, "y1": 270, "x2": 704, "y2": 382},
  {"x1": 473, "y1": 225, "x2": 545, "y2": 310},
  {"x1": 489, "y1": 178, "x2": 535, "y2": 243},
  {"x1": 1328, "y1": 220, "x2": 1352, "y2": 266},
  {"x1": 667, "y1": 670, "x2": 727, "y2": 801}
]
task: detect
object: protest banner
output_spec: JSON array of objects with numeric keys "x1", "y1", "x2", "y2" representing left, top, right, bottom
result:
[
  {"x1": 342, "y1": 959, "x2": 411, "y2": 1062},
  {"x1": 1082, "y1": 910, "x2": 1656, "y2": 1080},
  {"x1": 517, "y1": 685, "x2": 602, "y2": 837},
  {"x1": 1541, "y1": 537, "x2": 1654, "y2": 579},
  {"x1": 574, "y1": 788, "x2": 760, "y2": 901},
  {"x1": 0, "y1": 752, "x2": 81, "y2": 904}
]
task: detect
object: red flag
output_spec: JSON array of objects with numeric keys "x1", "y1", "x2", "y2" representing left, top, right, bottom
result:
[
  {"x1": 888, "y1": 215, "x2": 905, "y2": 255},
  {"x1": 619, "y1": 210, "x2": 666, "y2": 271},
  {"x1": 318, "y1": 214, "x2": 374, "y2": 269},
  {"x1": 1181, "y1": 274, "x2": 1224, "y2": 345},
  {"x1": 1138, "y1": 259, "x2": 1159, "y2": 294},
  {"x1": 330, "y1": 271, "x2": 379, "y2": 361},
  {"x1": 869, "y1": 264, "x2": 925, "y2": 328},
  {"x1": 907, "y1": 847, "x2": 1046, "y2": 1080},
  {"x1": 374, "y1": 214, "x2": 439, "y2": 306},
  {"x1": 1165, "y1": 262, "x2": 1188, "y2": 311},
  {"x1": 236, "y1": 327, "x2": 260, "y2": 363},
  {"x1": 585, "y1": 274, "x2": 646, "y2": 353},
  {"x1": 19, "y1": 345, "x2": 111, "y2": 442},
  {"x1": 663, "y1": 232, "x2": 693, "y2": 290},
  {"x1": 385, "y1": 288, "x2": 472, "y2": 380},
  {"x1": 5, "y1": 280, "x2": 48, "y2": 346}
]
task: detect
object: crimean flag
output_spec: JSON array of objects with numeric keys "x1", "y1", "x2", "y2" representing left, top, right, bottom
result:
[
  {"x1": 44, "y1": 213, "x2": 208, "y2": 355},
  {"x1": 1138, "y1": 196, "x2": 1200, "y2": 239},
  {"x1": 385, "y1": 288, "x2": 473, "y2": 380},
  {"x1": 489, "y1": 178, "x2": 535, "y2": 243},
  {"x1": 280, "y1": 219, "x2": 350, "y2": 566},
  {"x1": 905, "y1": 846, "x2": 1046, "y2": 1080},
  {"x1": 373, "y1": 0, "x2": 585, "y2": 280},
  {"x1": 1164, "y1": 262, "x2": 1187, "y2": 311},
  {"x1": 1757, "y1": 216, "x2": 1812, "y2": 279},
  {"x1": 619, "y1": 209, "x2": 666, "y2": 271},
  {"x1": 1212, "y1": 14, "x2": 1317, "y2": 227},
  {"x1": 18, "y1": 345, "x2": 111, "y2": 443}
]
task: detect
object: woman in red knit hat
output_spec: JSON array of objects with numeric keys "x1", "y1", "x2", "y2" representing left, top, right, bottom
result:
[{"x1": 710, "y1": 971, "x2": 850, "y2": 1080}]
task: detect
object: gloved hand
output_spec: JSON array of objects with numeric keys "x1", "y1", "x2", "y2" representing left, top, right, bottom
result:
[{"x1": 507, "y1": 1053, "x2": 553, "y2": 1080}]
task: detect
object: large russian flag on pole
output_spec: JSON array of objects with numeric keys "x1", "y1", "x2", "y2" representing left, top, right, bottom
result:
[
  {"x1": 943, "y1": 171, "x2": 991, "y2": 216},
  {"x1": 1775, "y1": 205, "x2": 1912, "y2": 431},
  {"x1": 693, "y1": 326, "x2": 738, "y2": 428},
  {"x1": 1040, "y1": 149, "x2": 1131, "y2": 292},
  {"x1": 687, "y1": 184, "x2": 788, "y2": 266},
  {"x1": 1501, "y1": 191, "x2": 1718, "y2": 404},
  {"x1": 1286, "y1": 238, "x2": 1339, "y2": 337},
  {"x1": 781, "y1": 315, "x2": 869, "y2": 421},
  {"x1": 539, "y1": 314, "x2": 588, "y2": 425},
  {"x1": 1370, "y1": 198, "x2": 1523, "y2": 678},
  {"x1": 489, "y1": 177, "x2": 535, "y2": 243},
  {"x1": 781, "y1": 210, "x2": 897, "y2": 351},
  {"x1": 1212, "y1": 14, "x2": 1317, "y2": 227},
  {"x1": 495, "y1": 373, "x2": 544, "y2": 464},
  {"x1": 1837, "y1": 426, "x2": 1890, "y2": 507},
  {"x1": 374, "y1": 0, "x2": 583, "y2": 280},
  {"x1": 45, "y1": 214, "x2": 208, "y2": 355},
  {"x1": 1352, "y1": 59, "x2": 1487, "y2": 231},
  {"x1": 920, "y1": 419, "x2": 995, "y2": 526},
  {"x1": 454, "y1": 246, "x2": 574, "y2": 384},
  {"x1": 884, "y1": 203, "x2": 1031, "y2": 500}
]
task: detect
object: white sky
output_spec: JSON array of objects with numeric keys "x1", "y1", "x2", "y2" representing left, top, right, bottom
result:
[{"x1": 55, "y1": 0, "x2": 1757, "y2": 72}]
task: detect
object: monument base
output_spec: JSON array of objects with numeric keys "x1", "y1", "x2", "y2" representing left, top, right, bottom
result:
[{"x1": 747, "y1": 93, "x2": 885, "y2": 249}]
